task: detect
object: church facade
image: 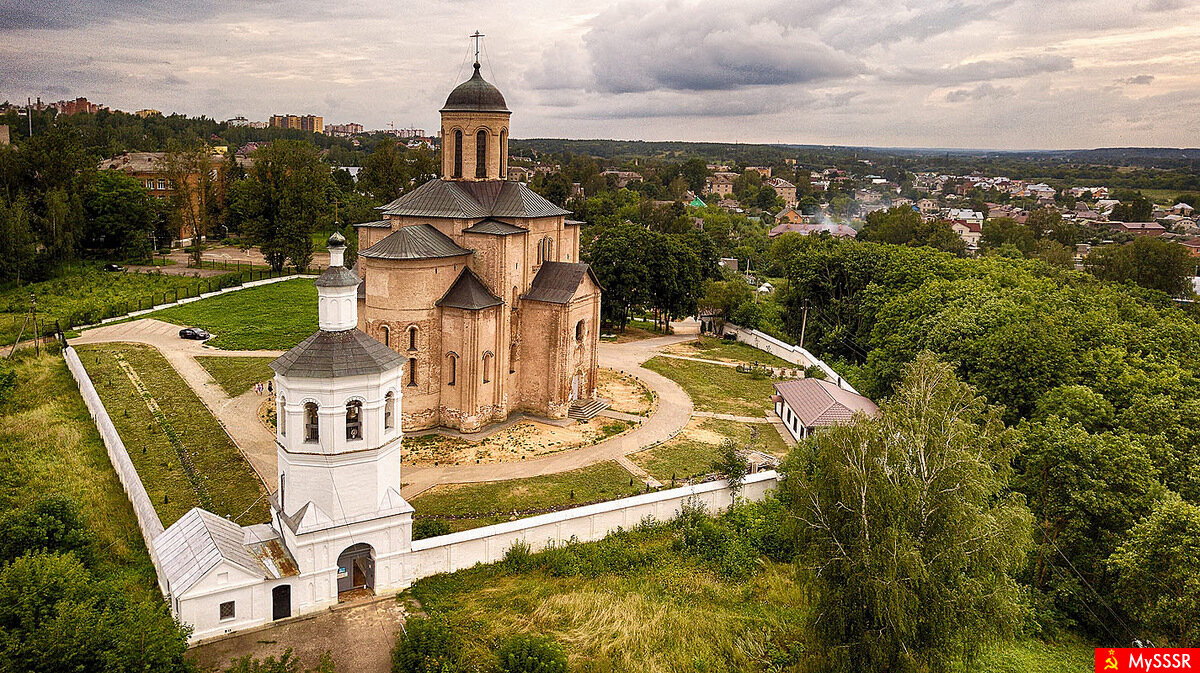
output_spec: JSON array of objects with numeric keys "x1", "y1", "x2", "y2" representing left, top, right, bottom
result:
[{"x1": 354, "y1": 61, "x2": 602, "y2": 433}]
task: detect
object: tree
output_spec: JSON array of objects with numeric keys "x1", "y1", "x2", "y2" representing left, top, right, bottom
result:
[
  {"x1": 1111, "y1": 194, "x2": 1153, "y2": 222},
  {"x1": 0, "y1": 196, "x2": 37, "y2": 282},
  {"x1": 711, "y1": 439, "x2": 749, "y2": 498},
  {"x1": 0, "y1": 552, "x2": 191, "y2": 673},
  {"x1": 359, "y1": 138, "x2": 410, "y2": 202},
  {"x1": 980, "y1": 217, "x2": 1036, "y2": 256},
  {"x1": 1086, "y1": 237, "x2": 1193, "y2": 296},
  {"x1": 496, "y1": 634, "x2": 568, "y2": 673},
  {"x1": 585, "y1": 223, "x2": 653, "y2": 330},
  {"x1": 83, "y1": 171, "x2": 156, "y2": 260},
  {"x1": 1110, "y1": 496, "x2": 1200, "y2": 645},
  {"x1": 679, "y1": 157, "x2": 710, "y2": 193},
  {"x1": 391, "y1": 617, "x2": 462, "y2": 673},
  {"x1": 233, "y1": 140, "x2": 332, "y2": 271},
  {"x1": 857, "y1": 206, "x2": 965, "y2": 255},
  {"x1": 160, "y1": 144, "x2": 218, "y2": 265},
  {"x1": 782, "y1": 353, "x2": 1031, "y2": 672},
  {"x1": 0, "y1": 495, "x2": 93, "y2": 565}
]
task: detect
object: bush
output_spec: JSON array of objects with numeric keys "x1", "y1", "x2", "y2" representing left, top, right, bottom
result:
[
  {"x1": 496, "y1": 634, "x2": 568, "y2": 673},
  {"x1": 0, "y1": 494, "x2": 93, "y2": 565},
  {"x1": 674, "y1": 501, "x2": 757, "y2": 580},
  {"x1": 0, "y1": 361, "x2": 15, "y2": 404},
  {"x1": 412, "y1": 519, "x2": 450, "y2": 541},
  {"x1": 391, "y1": 617, "x2": 462, "y2": 673},
  {"x1": 502, "y1": 540, "x2": 534, "y2": 572},
  {"x1": 803, "y1": 365, "x2": 826, "y2": 380}
]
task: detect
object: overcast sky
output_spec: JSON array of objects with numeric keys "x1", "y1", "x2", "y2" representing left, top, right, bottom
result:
[{"x1": 2, "y1": 0, "x2": 1198, "y2": 150}]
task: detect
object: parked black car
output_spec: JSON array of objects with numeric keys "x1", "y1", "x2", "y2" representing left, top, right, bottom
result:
[
  {"x1": 179, "y1": 327, "x2": 211, "y2": 340},
  {"x1": 103, "y1": 263, "x2": 124, "y2": 272}
]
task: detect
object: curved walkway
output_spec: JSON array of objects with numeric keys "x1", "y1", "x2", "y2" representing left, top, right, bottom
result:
[{"x1": 69, "y1": 318, "x2": 702, "y2": 498}]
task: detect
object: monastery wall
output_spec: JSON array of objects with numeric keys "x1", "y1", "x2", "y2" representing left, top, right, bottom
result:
[{"x1": 722, "y1": 322, "x2": 858, "y2": 394}]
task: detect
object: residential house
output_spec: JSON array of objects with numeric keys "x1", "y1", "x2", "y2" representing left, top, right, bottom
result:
[
  {"x1": 950, "y1": 221, "x2": 983, "y2": 248},
  {"x1": 917, "y1": 198, "x2": 939, "y2": 215},
  {"x1": 704, "y1": 172, "x2": 738, "y2": 197},
  {"x1": 775, "y1": 208, "x2": 808, "y2": 225},
  {"x1": 99, "y1": 150, "x2": 235, "y2": 245},
  {"x1": 764, "y1": 177, "x2": 797, "y2": 207},
  {"x1": 600, "y1": 170, "x2": 642, "y2": 188},
  {"x1": 772, "y1": 378, "x2": 879, "y2": 441},
  {"x1": 768, "y1": 221, "x2": 856, "y2": 239},
  {"x1": 1111, "y1": 221, "x2": 1166, "y2": 236}
]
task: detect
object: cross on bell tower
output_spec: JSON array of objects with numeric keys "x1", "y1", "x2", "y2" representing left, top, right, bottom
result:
[{"x1": 470, "y1": 30, "x2": 484, "y2": 65}]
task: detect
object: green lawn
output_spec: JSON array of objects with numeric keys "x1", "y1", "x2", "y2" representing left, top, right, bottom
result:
[
  {"x1": 679, "y1": 336, "x2": 794, "y2": 368},
  {"x1": 0, "y1": 352, "x2": 158, "y2": 595},
  {"x1": 644, "y1": 356, "x2": 778, "y2": 416},
  {"x1": 0, "y1": 264, "x2": 248, "y2": 346},
  {"x1": 77, "y1": 343, "x2": 270, "y2": 526},
  {"x1": 632, "y1": 418, "x2": 788, "y2": 483},
  {"x1": 148, "y1": 278, "x2": 317, "y2": 350},
  {"x1": 196, "y1": 356, "x2": 276, "y2": 397},
  {"x1": 410, "y1": 461, "x2": 646, "y2": 533}
]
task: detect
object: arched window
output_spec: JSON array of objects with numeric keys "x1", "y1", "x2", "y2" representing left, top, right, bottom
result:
[
  {"x1": 476, "y1": 129, "x2": 488, "y2": 178},
  {"x1": 381, "y1": 324, "x2": 390, "y2": 349},
  {"x1": 575, "y1": 319, "x2": 585, "y2": 342},
  {"x1": 407, "y1": 325, "x2": 418, "y2": 352},
  {"x1": 538, "y1": 237, "x2": 554, "y2": 264},
  {"x1": 509, "y1": 341, "x2": 517, "y2": 374},
  {"x1": 482, "y1": 352, "x2": 493, "y2": 384},
  {"x1": 304, "y1": 402, "x2": 319, "y2": 443},
  {"x1": 407, "y1": 358, "x2": 417, "y2": 387},
  {"x1": 500, "y1": 129, "x2": 508, "y2": 175},
  {"x1": 278, "y1": 396, "x2": 286, "y2": 436},
  {"x1": 384, "y1": 392, "x2": 395, "y2": 430},
  {"x1": 447, "y1": 353, "x2": 457, "y2": 386},
  {"x1": 511, "y1": 286, "x2": 518, "y2": 311},
  {"x1": 345, "y1": 400, "x2": 362, "y2": 440},
  {"x1": 453, "y1": 130, "x2": 463, "y2": 178}
]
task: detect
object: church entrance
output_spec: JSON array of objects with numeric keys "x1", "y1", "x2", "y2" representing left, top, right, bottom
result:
[
  {"x1": 272, "y1": 585, "x2": 291, "y2": 620},
  {"x1": 570, "y1": 374, "x2": 580, "y2": 402},
  {"x1": 336, "y1": 543, "x2": 375, "y2": 599}
]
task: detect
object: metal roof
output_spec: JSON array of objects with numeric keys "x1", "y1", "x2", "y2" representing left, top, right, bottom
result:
[
  {"x1": 378, "y1": 179, "x2": 570, "y2": 219},
  {"x1": 352, "y1": 220, "x2": 390, "y2": 228},
  {"x1": 271, "y1": 329, "x2": 403, "y2": 378},
  {"x1": 441, "y1": 63, "x2": 510, "y2": 113},
  {"x1": 152, "y1": 508, "x2": 264, "y2": 596},
  {"x1": 462, "y1": 218, "x2": 529, "y2": 236},
  {"x1": 314, "y1": 265, "x2": 360, "y2": 288},
  {"x1": 773, "y1": 378, "x2": 878, "y2": 428},
  {"x1": 436, "y1": 267, "x2": 504, "y2": 310},
  {"x1": 358, "y1": 224, "x2": 472, "y2": 260},
  {"x1": 564, "y1": 219, "x2": 585, "y2": 226},
  {"x1": 521, "y1": 261, "x2": 602, "y2": 304}
]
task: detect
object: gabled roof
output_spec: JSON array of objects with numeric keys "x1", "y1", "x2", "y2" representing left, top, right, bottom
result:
[
  {"x1": 773, "y1": 378, "x2": 878, "y2": 428},
  {"x1": 462, "y1": 218, "x2": 529, "y2": 236},
  {"x1": 379, "y1": 179, "x2": 570, "y2": 219},
  {"x1": 436, "y1": 267, "x2": 504, "y2": 310},
  {"x1": 521, "y1": 261, "x2": 602, "y2": 304},
  {"x1": 351, "y1": 220, "x2": 390, "y2": 228},
  {"x1": 153, "y1": 508, "x2": 264, "y2": 596},
  {"x1": 358, "y1": 224, "x2": 472, "y2": 260},
  {"x1": 271, "y1": 329, "x2": 403, "y2": 378}
]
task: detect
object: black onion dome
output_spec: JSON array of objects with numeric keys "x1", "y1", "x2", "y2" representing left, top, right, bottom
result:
[{"x1": 442, "y1": 63, "x2": 509, "y2": 113}]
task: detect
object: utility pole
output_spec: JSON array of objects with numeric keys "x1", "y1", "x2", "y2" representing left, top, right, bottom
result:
[
  {"x1": 799, "y1": 299, "x2": 809, "y2": 350},
  {"x1": 26, "y1": 97, "x2": 33, "y2": 138},
  {"x1": 31, "y1": 294, "x2": 39, "y2": 357}
]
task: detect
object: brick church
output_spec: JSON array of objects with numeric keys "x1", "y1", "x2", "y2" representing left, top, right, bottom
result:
[{"x1": 352, "y1": 58, "x2": 602, "y2": 433}]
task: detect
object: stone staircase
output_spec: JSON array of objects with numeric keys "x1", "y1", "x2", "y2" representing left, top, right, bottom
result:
[{"x1": 568, "y1": 398, "x2": 609, "y2": 420}]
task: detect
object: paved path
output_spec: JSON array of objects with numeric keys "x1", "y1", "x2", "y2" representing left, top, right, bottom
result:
[
  {"x1": 71, "y1": 318, "x2": 283, "y2": 485},
  {"x1": 400, "y1": 332, "x2": 696, "y2": 497},
  {"x1": 69, "y1": 318, "x2": 703, "y2": 499},
  {"x1": 615, "y1": 455, "x2": 662, "y2": 488}
]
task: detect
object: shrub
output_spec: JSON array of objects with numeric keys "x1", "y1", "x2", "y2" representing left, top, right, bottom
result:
[
  {"x1": 0, "y1": 494, "x2": 94, "y2": 565},
  {"x1": 391, "y1": 617, "x2": 462, "y2": 673},
  {"x1": 803, "y1": 365, "x2": 826, "y2": 380},
  {"x1": 502, "y1": 539, "x2": 534, "y2": 572},
  {"x1": 674, "y1": 501, "x2": 757, "y2": 580},
  {"x1": 0, "y1": 361, "x2": 15, "y2": 404},
  {"x1": 710, "y1": 440, "x2": 749, "y2": 497},
  {"x1": 412, "y1": 519, "x2": 451, "y2": 541},
  {"x1": 496, "y1": 634, "x2": 568, "y2": 673}
]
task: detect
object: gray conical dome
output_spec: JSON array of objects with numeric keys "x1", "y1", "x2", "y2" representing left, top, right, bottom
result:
[{"x1": 441, "y1": 63, "x2": 509, "y2": 113}]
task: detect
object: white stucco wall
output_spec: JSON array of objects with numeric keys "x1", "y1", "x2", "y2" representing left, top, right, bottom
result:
[{"x1": 722, "y1": 323, "x2": 857, "y2": 393}]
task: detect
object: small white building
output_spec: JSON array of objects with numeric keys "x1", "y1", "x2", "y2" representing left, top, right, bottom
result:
[
  {"x1": 153, "y1": 233, "x2": 414, "y2": 642},
  {"x1": 772, "y1": 378, "x2": 879, "y2": 441}
]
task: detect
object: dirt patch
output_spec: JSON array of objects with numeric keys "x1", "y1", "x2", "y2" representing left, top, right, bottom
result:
[
  {"x1": 596, "y1": 368, "x2": 655, "y2": 416},
  {"x1": 600, "y1": 325, "x2": 668, "y2": 343},
  {"x1": 259, "y1": 396, "x2": 275, "y2": 432},
  {"x1": 402, "y1": 418, "x2": 634, "y2": 467}
]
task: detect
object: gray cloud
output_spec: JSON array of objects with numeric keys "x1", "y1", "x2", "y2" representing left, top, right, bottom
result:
[
  {"x1": 945, "y1": 83, "x2": 1015, "y2": 102},
  {"x1": 890, "y1": 54, "x2": 1072, "y2": 85},
  {"x1": 1120, "y1": 74, "x2": 1155, "y2": 85}
]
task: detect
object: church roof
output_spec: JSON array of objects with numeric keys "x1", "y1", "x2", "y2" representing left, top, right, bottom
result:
[
  {"x1": 358, "y1": 223, "x2": 472, "y2": 260},
  {"x1": 442, "y1": 63, "x2": 509, "y2": 113},
  {"x1": 521, "y1": 261, "x2": 602, "y2": 304},
  {"x1": 462, "y1": 218, "x2": 529, "y2": 235},
  {"x1": 153, "y1": 508, "x2": 264, "y2": 596},
  {"x1": 436, "y1": 267, "x2": 504, "y2": 310},
  {"x1": 351, "y1": 220, "x2": 390, "y2": 228},
  {"x1": 379, "y1": 179, "x2": 570, "y2": 219},
  {"x1": 314, "y1": 265, "x2": 359, "y2": 288},
  {"x1": 271, "y1": 329, "x2": 403, "y2": 378}
]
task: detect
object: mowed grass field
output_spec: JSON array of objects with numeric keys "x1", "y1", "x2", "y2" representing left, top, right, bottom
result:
[
  {"x1": 148, "y1": 278, "x2": 317, "y2": 350},
  {"x1": 631, "y1": 417, "x2": 788, "y2": 483},
  {"x1": 679, "y1": 336, "x2": 795, "y2": 368},
  {"x1": 410, "y1": 461, "x2": 646, "y2": 533},
  {"x1": 196, "y1": 356, "x2": 276, "y2": 397},
  {"x1": 644, "y1": 356, "x2": 778, "y2": 417},
  {"x1": 77, "y1": 343, "x2": 269, "y2": 526},
  {"x1": 405, "y1": 518, "x2": 1094, "y2": 673},
  {"x1": 0, "y1": 352, "x2": 158, "y2": 594}
]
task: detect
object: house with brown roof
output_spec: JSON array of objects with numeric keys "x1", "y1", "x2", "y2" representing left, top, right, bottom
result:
[{"x1": 772, "y1": 378, "x2": 879, "y2": 441}]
